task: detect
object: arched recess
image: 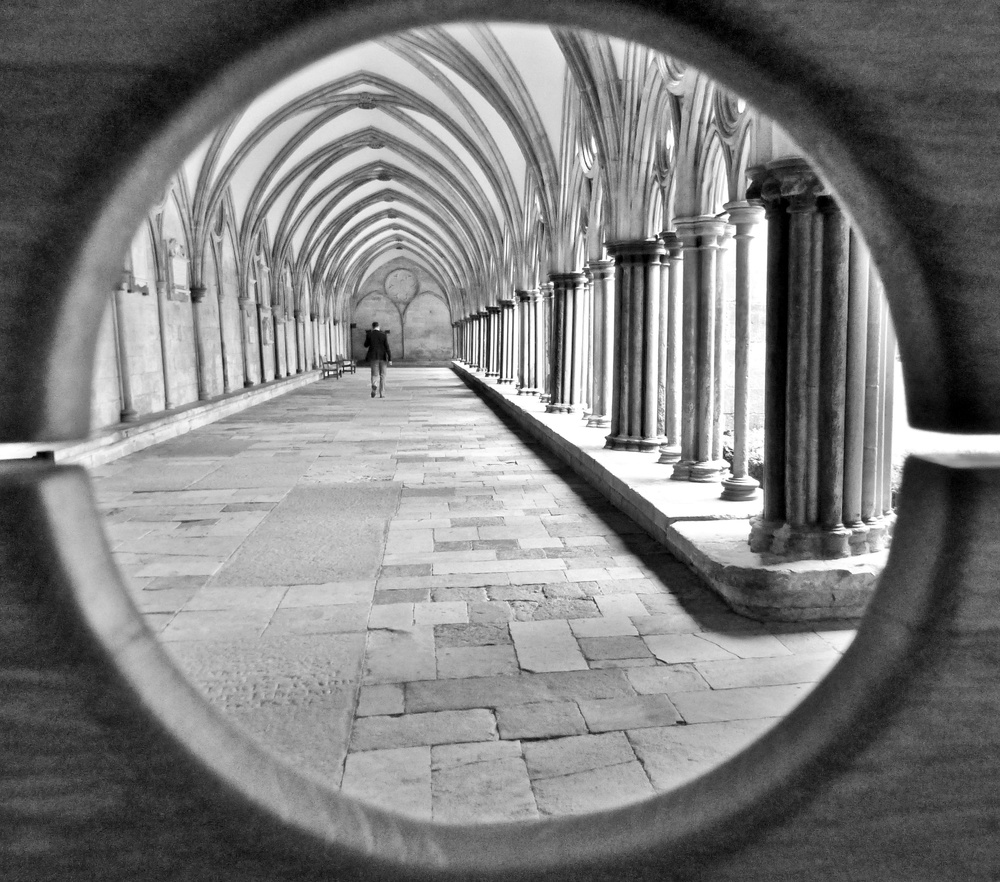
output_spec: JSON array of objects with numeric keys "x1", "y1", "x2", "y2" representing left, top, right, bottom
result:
[
  {"x1": 352, "y1": 291, "x2": 402, "y2": 361},
  {"x1": 402, "y1": 291, "x2": 452, "y2": 362}
]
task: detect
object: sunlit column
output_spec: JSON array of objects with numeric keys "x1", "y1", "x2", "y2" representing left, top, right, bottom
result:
[
  {"x1": 112, "y1": 277, "x2": 139, "y2": 421},
  {"x1": 586, "y1": 259, "x2": 615, "y2": 428},
  {"x1": 657, "y1": 233, "x2": 682, "y2": 463},
  {"x1": 721, "y1": 202, "x2": 765, "y2": 499},
  {"x1": 605, "y1": 241, "x2": 663, "y2": 451}
]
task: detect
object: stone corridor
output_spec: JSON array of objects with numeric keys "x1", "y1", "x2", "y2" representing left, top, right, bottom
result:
[{"x1": 93, "y1": 367, "x2": 853, "y2": 823}]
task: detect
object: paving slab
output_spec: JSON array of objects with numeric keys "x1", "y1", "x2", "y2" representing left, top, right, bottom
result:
[
  {"x1": 510, "y1": 620, "x2": 589, "y2": 672},
  {"x1": 431, "y1": 741, "x2": 537, "y2": 823},
  {"x1": 670, "y1": 683, "x2": 812, "y2": 724},
  {"x1": 495, "y1": 701, "x2": 588, "y2": 740},
  {"x1": 349, "y1": 709, "x2": 498, "y2": 751},
  {"x1": 363, "y1": 625, "x2": 437, "y2": 684},
  {"x1": 341, "y1": 747, "x2": 432, "y2": 819},
  {"x1": 578, "y1": 695, "x2": 681, "y2": 732}
]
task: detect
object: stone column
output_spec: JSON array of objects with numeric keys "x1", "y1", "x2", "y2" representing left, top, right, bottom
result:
[
  {"x1": 586, "y1": 259, "x2": 615, "y2": 429},
  {"x1": 294, "y1": 310, "x2": 306, "y2": 372},
  {"x1": 478, "y1": 310, "x2": 490, "y2": 372},
  {"x1": 215, "y1": 284, "x2": 232, "y2": 393},
  {"x1": 578, "y1": 274, "x2": 592, "y2": 419},
  {"x1": 748, "y1": 158, "x2": 895, "y2": 559},
  {"x1": 546, "y1": 272, "x2": 588, "y2": 413},
  {"x1": 155, "y1": 280, "x2": 177, "y2": 406},
  {"x1": 111, "y1": 278, "x2": 139, "y2": 421},
  {"x1": 721, "y1": 202, "x2": 766, "y2": 499},
  {"x1": 656, "y1": 234, "x2": 682, "y2": 462},
  {"x1": 515, "y1": 290, "x2": 532, "y2": 393},
  {"x1": 484, "y1": 305, "x2": 499, "y2": 377},
  {"x1": 605, "y1": 241, "x2": 664, "y2": 450},
  {"x1": 274, "y1": 306, "x2": 288, "y2": 378},
  {"x1": 539, "y1": 283, "x2": 554, "y2": 403},
  {"x1": 238, "y1": 296, "x2": 255, "y2": 387},
  {"x1": 499, "y1": 299, "x2": 516, "y2": 383},
  {"x1": 671, "y1": 218, "x2": 729, "y2": 479}
]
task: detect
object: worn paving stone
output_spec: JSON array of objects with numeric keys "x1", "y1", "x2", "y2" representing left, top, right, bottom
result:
[
  {"x1": 628, "y1": 718, "x2": 780, "y2": 791},
  {"x1": 434, "y1": 623, "x2": 512, "y2": 647},
  {"x1": 644, "y1": 633, "x2": 741, "y2": 664},
  {"x1": 577, "y1": 636, "x2": 653, "y2": 661},
  {"x1": 670, "y1": 684, "x2": 812, "y2": 724},
  {"x1": 626, "y1": 664, "x2": 711, "y2": 694},
  {"x1": 406, "y1": 669, "x2": 634, "y2": 713},
  {"x1": 467, "y1": 601, "x2": 514, "y2": 624},
  {"x1": 578, "y1": 695, "x2": 681, "y2": 732},
  {"x1": 436, "y1": 645, "x2": 519, "y2": 679},
  {"x1": 531, "y1": 759, "x2": 655, "y2": 816},
  {"x1": 522, "y1": 731, "x2": 637, "y2": 780},
  {"x1": 363, "y1": 626, "x2": 437, "y2": 684},
  {"x1": 342, "y1": 746, "x2": 431, "y2": 818},
  {"x1": 523, "y1": 599, "x2": 601, "y2": 621},
  {"x1": 159, "y1": 608, "x2": 275, "y2": 641},
  {"x1": 694, "y1": 651, "x2": 841, "y2": 690},
  {"x1": 495, "y1": 701, "x2": 588, "y2": 740},
  {"x1": 431, "y1": 740, "x2": 537, "y2": 823},
  {"x1": 373, "y1": 589, "x2": 430, "y2": 605},
  {"x1": 356, "y1": 683, "x2": 405, "y2": 717},
  {"x1": 510, "y1": 620, "x2": 589, "y2": 672},
  {"x1": 350, "y1": 709, "x2": 497, "y2": 751},
  {"x1": 263, "y1": 603, "x2": 369, "y2": 637}
]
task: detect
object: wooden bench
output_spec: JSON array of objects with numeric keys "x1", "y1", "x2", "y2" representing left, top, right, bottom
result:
[
  {"x1": 339, "y1": 356, "x2": 356, "y2": 374},
  {"x1": 321, "y1": 359, "x2": 342, "y2": 379}
]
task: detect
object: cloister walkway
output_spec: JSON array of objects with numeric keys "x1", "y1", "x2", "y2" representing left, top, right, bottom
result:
[{"x1": 92, "y1": 367, "x2": 853, "y2": 823}]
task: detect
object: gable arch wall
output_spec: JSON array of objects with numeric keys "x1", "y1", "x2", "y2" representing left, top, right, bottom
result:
[{"x1": 3, "y1": 2, "x2": 1000, "y2": 881}]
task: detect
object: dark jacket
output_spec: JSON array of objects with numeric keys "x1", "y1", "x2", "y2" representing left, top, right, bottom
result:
[{"x1": 364, "y1": 328, "x2": 391, "y2": 362}]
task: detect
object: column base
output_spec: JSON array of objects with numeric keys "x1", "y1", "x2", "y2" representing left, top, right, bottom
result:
[
  {"x1": 749, "y1": 516, "x2": 884, "y2": 560},
  {"x1": 198, "y1": 391, "x2": 211, "y2": 401},
  {"x1": 485, "y1": 370, "x2": 500, "y2": 378},
  {"x1": 120, "y1": 408, "x2": 139, "y2": 422},
  {"x1": 545, "y1": 403, "x2": 570, "y2": 414},
  {"x1": 721, "y1": 474, "x2": 760, "y2": 501},
  {"x1": 604, "y1": 435, "x2": 660, "y2": 452},
  {"x1": 658, "y1": 443, "x2": 681, "y2": 464},
  {"x1": 671, "y1": 460, "x2": 695, "y2": 480},
  {"x1": 689, "y1": 459, "x2": 729, "y2": 482},
  {"x1": 586, "y1": 414, "x2": 610, "y2": 429},
  {"x1": 517, "y1": 386, "x2": 538, "y2": 396}
]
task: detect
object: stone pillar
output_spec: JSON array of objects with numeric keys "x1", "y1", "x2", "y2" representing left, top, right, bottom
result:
[
  {"x1": 215, "y1": 284, "x2": 232, "y2": 393},
  {"x1": 155, "y1": 280, "x2": 177, "y2": 406},
  {"x1": 545, "y1": 273, "x2": 587, "y2": 413},
  {"x1": 190, "y1": 284, "x2": 211, "y2": 399},
  {"x1": 656, "y1": 234, "x2": 682, "y2": 462},
  {"x1": 111, "y1": 278, "x2": 139, "y2": 421},
  {"x1": 515, "y1": 290, "x2": 532, "y2": 393},
  {"x1": 294, "y1": 311, "x2": 306, "y2": 372},
  {"x1": 275, "y1": 306, "x2": 289, "y2": 378},
  {"x1": 748, "y1": 158, "x2": 895, "y2": 559},
  {"x1": 539, "y1": 283, "x2": 554, "y2": 403},
  {"x1": 605, "y1": 240, "x2": 664, "y2": 451},
  {"x1": 238, "y1": 296, "x2": 255, "y2": 387},
  {"x1": 586, "y1": 259, "x2": 615, "y2": 429},
  {"x1": 721, "y1": 202, "x2": 766, "y2": 499},
  {"x1": 499, "y1": 299, "x2": 516, "y2": 383},
  {"x1": 578, "y1": 274, "x2": 592, "y2": 419},
  {"x1": 478, "y1": 310, "x2": 489, "y2": 372},
  {"x1": 483, "y1": 305, "x2": 498, "y2": 377},
  {"x1": 671, "y1": 218, "x2": 729, "y2": 479}
]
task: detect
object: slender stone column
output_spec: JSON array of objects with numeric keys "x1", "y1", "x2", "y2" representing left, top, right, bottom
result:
[
  {"x1": 657, "y1": 234, "x2": 683, "y2": 463},
  {"x1": 748, "y1": 158, "x2": 894, "y2": 559},
  {"x1": 294, "y1": 311, "x2": 306, "y2": 372},
  {"x1": 539, "y1": 284, "x2": 554, "y2": 403},
  {"x1": 485, "y1": 305, "x2": 500, "y2": 377},
  {"x1": 515, "y1": 290, "x2": 532, "y2": 392},
  {"x1": 546, "y1": 273, "x2": 588, "y2": 413},
  {"x1": 671, "y1": 219, "x2": 728, "y2": 478},
  {"x1": 499, "y1": 299, "x2": 516, "y2": 383},
  {"x1": 721, "y1": 203, "x2": 765, "y2": 499},
  {"x1": 586, "y1": 260, "x2": 615, "y2": 428},
  {"x1": 155, "y1": 280, "x2": 177, "y2": 406},
  {"x1": 605, "y1": 241, "x2": 664, "y2": 450},
  {"x1": 578, "y1": 274, "x2": 592, "y2": 419},
  {"x1": 112, "y1": 279, "x2": 139, "y2": 421},
  {"x1": 238, "y1": 296, "x2": 256, "y2": 387},
  {"x1": 479, "y1": 310, "x2": 490, "y2": 372},
  {"x1": 273, "y1": 306, "x2": 288, "y2": 378},
  {"x1": 214, "y1": 283, "x2": 232, "y2": 393}
]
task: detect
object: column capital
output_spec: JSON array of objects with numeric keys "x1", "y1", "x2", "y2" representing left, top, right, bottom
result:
[
  {"x1": 605, "y1": 239, "x2": 666, "y2": 260},
  {"x1": 586, "y1": 258, "x2": 616, "y2": 280},
  {"x1": 723, "y1": 200, "x2": 766, "y2": 229},
  {"x1": 769, "y1": 157, "x2": 826, "y2": 210},
  {"x1": 478, "y1": 310, "x2": 489, "y2": 319},
  {"x1": 500, "y1": 298, "x2": 515, "y2": 310},
  {"x1": 673, "y1": 216, "x2": 730, "y2": 245},
  {"x1": 658, "y1": 231, "x2": 683, "y2": 257},
  {"x1": 549, "y1": 271, "x2": 589, "y2": 286},
  {"x1": 515, "y1": 289, "x2": 532, "y2": 303},
  {"x1": 486, "y1": 304, "x2": 501, "y2": 314},
  {"x1": 189, "y1": 284, "x2": 207, "y2": 303}
]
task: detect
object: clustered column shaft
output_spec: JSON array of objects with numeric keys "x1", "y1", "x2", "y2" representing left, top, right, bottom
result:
[
  {"x1": 586, "y1": 260, "x2": 615, "y2": 428},
  {"x1": 546, "y1": 272, "x2": 589, "y2": 413},
  {"x1": 515, "y1": 290, "x2": 536, "y2": 394},
  {"x1": 749, "y1": 158, "x2": 896, "y2": 558},
  {"x1": 538, "y1": 283, "x2": 553, "y2": 403},
  {"x1": 656, "y1": 235, "x2": 682, "y2": 462},
  {"x1": 499, "y1": 299, "x2": 516, "y2": 383},
  {"x1": 672, "y1": 218, "x2": 730, "y2": 479},
  {"x1": 605, "y1": 241, "x2": 664, "y2": 450}
]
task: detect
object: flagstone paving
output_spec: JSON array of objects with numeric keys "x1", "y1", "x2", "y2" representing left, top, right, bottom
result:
[{"x1": 91, "y1": 367, "x2": 856, "y2": 823}]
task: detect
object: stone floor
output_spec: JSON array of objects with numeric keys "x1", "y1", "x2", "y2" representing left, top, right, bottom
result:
[{"x1": 91, "y1": 367, "x2": 855, "y2": 824}]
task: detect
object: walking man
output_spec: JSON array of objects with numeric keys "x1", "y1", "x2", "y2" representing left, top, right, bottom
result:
[{"x1": 364, "y1": 321, "x2": 392, "y2": 398}]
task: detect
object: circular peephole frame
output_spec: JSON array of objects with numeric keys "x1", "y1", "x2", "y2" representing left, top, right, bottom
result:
[{"x1": 52, "y1": 0, "x2": 941, "y2": 877}]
